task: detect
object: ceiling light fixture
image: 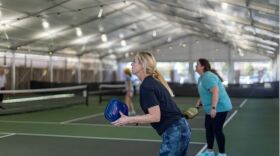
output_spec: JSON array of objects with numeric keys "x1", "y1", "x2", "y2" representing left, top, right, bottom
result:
[
  {"x1": 221, "y1": 2, "x2": 228, "y2": 9},
  {"x1": 98, "y1": 5, "x2": 103, "y2": 18},
  {"x1": 121, "y1": 40, "x2": 127, "y2": 46},
  {"x1": 167, "y1": 36, "x2": 172, "y2": 42},
  {"x1": 76, "y1": 27, "x2": 83, "y2": 37},
  {"x1": 152, "y1": 30, "x2": 157, "y2": 37},
  {"x1": 42, "y1": 20, "x2": 50, "y2": 29},
  {"x1": 98, "y1": 22, "x2": 104, "y2": 32},
  {"x1": 101, "y1": 34, "x2": 108, "y2": 42},
  {"x1": 238, "y1": 48, "x2": 244, "y2": 56},
  {"x1": 119, "y1": 33, "x2": 124, "y2": 39}
]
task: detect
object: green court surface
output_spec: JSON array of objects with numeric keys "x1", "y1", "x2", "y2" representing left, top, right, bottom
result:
[{"x1": 0, "y1": 96, "x2": 278, "y2": 156}]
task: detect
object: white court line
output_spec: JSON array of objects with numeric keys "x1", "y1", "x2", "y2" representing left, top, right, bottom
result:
[
  {"x1": 0, "y1": 133, "x2": 16, "y2": 139},
  {"x1": 195, "y1": 108, "x2": 240, "y2": 155},
  {"x1": 239, "y1": 99, "x2": 248, "y2": 108},
  {"x1": 0, "y1": 120, "x2": 206, "y2": 131},
  {"x1": 0, "y1": 120, "x2": 205, "y2": 131},
  {"x1": 0, "y1": 120, "x2": 153, "y2": 129},
  {"x1": 223, "y1": 110, "x2": 238, "y2": 128},
  {"x1": 196, "y1": 144, "x2": 208, "y2": 156},
  {"x1": 0, "y1": 131, "x2": 204, "y2": 145},
  {"x1": 3, "y1": 94, "x2": 74, "y2": 103},
  {"x1": 60, "y1": 113, "x2": 104, "y2": 124}
]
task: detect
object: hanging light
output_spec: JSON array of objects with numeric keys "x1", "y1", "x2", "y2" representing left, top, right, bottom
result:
[
  {"x1": 101, "y1": 34, "x2": 108, "y2": 42},
  {"x1": 119, "y1": 33, "x2": 124, "y2": 39},
  {"x1": 98, "y1": 5, "x2": 103, "y2": 18},
  {"x1": 152, "y1": 30, "x2": 157, "y2": 37},
  {"x1": 167, "y1": 36, "x2": 172, "y2": 42},
  {"x1": 75, "y1": 27, "x2": 83, "y2": 37},
  {"x1": 42, "y1": 19, "x2": 50, "y2": 29},
  {"x1": 238, "y1": 48, "x2": 244, "y2": 56},
  {"x1": 121, "y1": 40, "x2": 127, "y2": 47},
  {"x1": 98, "y1": 22, "x2": 104, "y2": 32},
  {"x1": 221, "y1": 2, "x2": 228, "y2": 9}
]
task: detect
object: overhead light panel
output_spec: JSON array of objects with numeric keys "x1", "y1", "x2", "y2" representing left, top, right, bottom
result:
[
  {"x1": 75, "y1": 27, "x2": 83, "y2": 37},
  {"x1": 119, "y1": 33, "x2": 124, "y2": 39},
  {"x1": 42, "y1": 20, "x2": 50, "y2": 29},
  {"x1": 98, "y1": 6, "x2": 103, "y2": 18},
  {"x1": 101, "y1": 34, "x2": 108, "y2": 42},
  {"x1": 238, "y1": 48, "x2": 244, "y2": 56},
  {"x1": 125, "y1": 53, "x2": 129, "y2": 58},
  {"x1": 121, "y1": 40, "x2": 127, "y2": 47},
  {"x1": 167, "y1": 36, "x2": 172, "y2": 42},
  {"x1": 266, "y1": 50, "x2": 274, "y2": 54},
  {"x1": 98, "y1": 23, "x2": 104, "y2": 32},
  {"x1": 152, "y1": 31, "x2": 157, "y2": 37},
  {"x1": 221, "y1": 2, "x2": 228, "y2": 9}
]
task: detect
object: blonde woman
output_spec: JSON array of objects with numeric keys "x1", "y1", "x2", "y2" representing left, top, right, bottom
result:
[
  {"x1": 123, "y1": 68, "x2": 136, "y2": 116},
  {"x1": 113, "y1": 52, "x2": 191, "y2": 156},
  {"x1": 0, "y1": 67, "x2": 6, "y2": 109}
]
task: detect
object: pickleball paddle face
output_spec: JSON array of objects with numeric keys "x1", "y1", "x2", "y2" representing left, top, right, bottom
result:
[
  {"x1": 183, "y1": 107, "x2": 199, "y2": 119},
  {"x1": 104, "y1": 98, "x2": 128, "y2": 122}
]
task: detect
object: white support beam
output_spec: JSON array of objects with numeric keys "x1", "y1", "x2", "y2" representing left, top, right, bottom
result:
[
  {"x1": 11, "y1": 52, "x2": 16, "y2": 90},
  {"x1": 49, "y1": 55, "x2": 53, "y2": 83},
  {"x1": 77, "y1": 57, "x2": 81, "y2": 84},
  {"x1": 228, "y1": 48, "x2": 235, "y2": 83}
]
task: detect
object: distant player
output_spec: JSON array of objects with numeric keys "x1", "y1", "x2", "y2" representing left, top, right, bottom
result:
[
  {"x1": 0, "y1": 67, "x2": 6, "y2": 109},
  {"x1": 124, "y1": 68, "x2": 136, "y2": 116}
]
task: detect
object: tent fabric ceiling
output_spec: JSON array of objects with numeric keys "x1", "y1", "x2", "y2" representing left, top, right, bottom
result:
[{"x1": 0, "y1": 0, "x2": 278, "y2": 59}]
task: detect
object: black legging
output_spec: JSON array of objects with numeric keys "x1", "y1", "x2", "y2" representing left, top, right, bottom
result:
[
  {"x1": 0, "y1": 87, "x2": 4, "y2": 102},
  {"x1": 205, "y1": 111, "x2": 228, "y2": 153}
]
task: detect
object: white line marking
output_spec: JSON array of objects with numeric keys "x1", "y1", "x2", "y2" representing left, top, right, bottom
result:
[
  {"x1": 3, "y1": 94, "x2": 74, "y2": 103},
  {"x1": 0, "y1": 120, "x2": 206, "y2": 130},
  {"x1": 196, "y1": 144, "x2": 207, "y2": 156},
  {"x1": 239, "y1": 99, "x2": 248, "y2": 108},
  {"x1": 0, "y1": 132, "x2": 204, "y2": 145},
  {"x1": 223, "y1": 110, "x2": 238, "y2": 128},
  {"x1": 60, "y1": 113, "x2": 104, "y2": 124},
  {"x1": 0, "y1": 133, "x2": 15, "y2": 139}
]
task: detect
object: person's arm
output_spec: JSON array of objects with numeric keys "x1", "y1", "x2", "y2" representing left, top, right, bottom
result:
[
  {"x1": 210, "y1": 86, "x2": 219, "y2": 118},
  {"x1": 112, "y1": 105, "x2": 161, "y2": 126}
]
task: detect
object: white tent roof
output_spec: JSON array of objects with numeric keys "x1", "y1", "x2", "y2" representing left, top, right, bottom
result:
[{"x1": 0, "y1": 0, "x2": 278, "y2": 59}]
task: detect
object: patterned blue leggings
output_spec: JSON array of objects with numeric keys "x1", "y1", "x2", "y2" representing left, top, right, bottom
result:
[{"x1": 159, "y1": 118, "x2": 191, "y2": 156}]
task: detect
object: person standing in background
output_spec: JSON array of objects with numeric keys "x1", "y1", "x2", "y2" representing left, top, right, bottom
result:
[
  {"x1": 0, "y1": 67, "x2": 6, "y2": 109},
  {"x1": 124, "y1": 68, "x2": 136, "y2": 116},
  {"x1": 195, "y1": 58, "x2": 232, "y2": 156}
]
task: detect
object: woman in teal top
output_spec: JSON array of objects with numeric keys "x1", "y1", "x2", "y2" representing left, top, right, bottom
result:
[{"x1": 195, "y1": 58, "x2": 232, "y2": 156}]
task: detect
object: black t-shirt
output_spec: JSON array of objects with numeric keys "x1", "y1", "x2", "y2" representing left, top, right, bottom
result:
[{"x1": 139, "y1": 76, "x2": 183, "y2": 135}]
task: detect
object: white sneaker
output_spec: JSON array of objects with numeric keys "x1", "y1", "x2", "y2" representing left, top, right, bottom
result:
[
  {"x1": 197, "y1": 151, "x2": 215, "y2": 156},
  {"x1": 217, "y1": 153, "x2": 227, "y2": 156}
]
